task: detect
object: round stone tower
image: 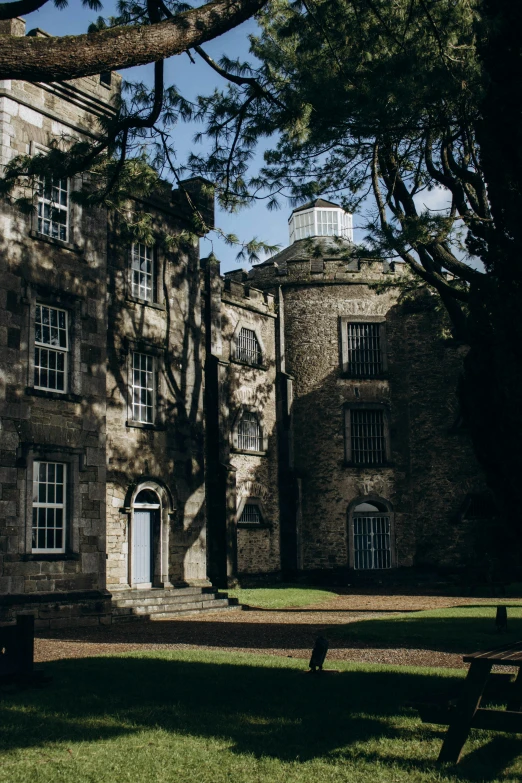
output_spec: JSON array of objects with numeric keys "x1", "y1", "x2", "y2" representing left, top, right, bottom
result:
[{"x1": 225, "y1": 199, "x2": 484, "y2": 577}]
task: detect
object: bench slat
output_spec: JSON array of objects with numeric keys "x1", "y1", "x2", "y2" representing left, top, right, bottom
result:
[{"x1": 464, "y1": 640, "x2": 522, "y2": 665}]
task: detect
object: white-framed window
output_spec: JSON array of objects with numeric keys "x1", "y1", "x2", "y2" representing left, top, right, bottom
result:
[
  {"x1": 288, "y1": 206, "x2": 354, "y2": 243},
  {"x1": 37, "y1": 174, "x2": 69, "y2": 242},
  {"x1": 235, "y1": 327, "x2": 262, "y2": 365},
  {"x1": 237, "y1": 411, "x2": 263, "y2": 452},
  {"x1": 131, "y1": 243, "x2": 154, "y2": 302},
  {"x1": 131, "y1": 351, "x2": 155, "y2": 423},
  {"x1": 316, "y1": 209, "x2": 339, "y2": 236},
  {"x1": 34, "y1": 304, "x2": 69, "y2": 393},
  {"x1": 32, "y1": 461, "x2": 66, "y2": 553},
  {"x1": 292, "y1": 210, "x2": 315, "y2": 241}
]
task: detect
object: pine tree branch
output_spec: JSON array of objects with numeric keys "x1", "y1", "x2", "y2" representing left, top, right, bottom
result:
[
  {"x1": 0, "y1": 0, "x2": 268, "y2": 81},
  {"x1": 0, "y1": 0, "x2": 49, "y2": 20}
]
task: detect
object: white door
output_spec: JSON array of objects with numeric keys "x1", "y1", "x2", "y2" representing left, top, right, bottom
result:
[{"x1": 133, "y1": 510, "x2": 152, "y2": 584}]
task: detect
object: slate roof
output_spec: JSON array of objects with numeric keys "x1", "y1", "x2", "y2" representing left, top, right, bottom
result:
[
  {"x1": 290, "y1": 198, "x2": 342, "y2": 215},
  {"x1": 255, "y1": 235, "x2": 354, "y2": 268}
]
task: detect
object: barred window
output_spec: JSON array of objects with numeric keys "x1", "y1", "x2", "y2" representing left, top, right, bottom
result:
[
  {"x1": 239, "y1": 503, "x2": 262, "y2": 525},
  {"x1": 353, "y1": 514, "x2": 391, "y2": 570},
  {"x1": 237, "y1": 412, "x2": 262, "y2": 452},
  {"x1": 131, "y1": 244, "x2": 154, "y2": 302},
  {"x1": 350, "y1": 409, "x2": 387, "y2": 465},
  {"x1": 32, "y1": 461, "x2": 66, "y2": 552},
  {"x1": 37, "y1": 175, "x2": 69, "y2": 242},
  {"x1": 236, "y1": 328, "x2": 262, "y2": 365},
  {"x1": 346, "y1": 322, "x2": 383, "y2": 377},
  {"x1": 132, "y1": 352, "x2": 154, "y2": 423},
  {"x1": 34, "y1": 304, "x2": 68, "y2": 392}
]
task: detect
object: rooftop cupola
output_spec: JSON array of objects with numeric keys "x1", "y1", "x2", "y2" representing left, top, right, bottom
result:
[{"x1": 288, "y1": 198, "x2": 353, "y2": 244}]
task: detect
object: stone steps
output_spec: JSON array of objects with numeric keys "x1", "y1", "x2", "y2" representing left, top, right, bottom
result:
[{"x1": 110, "y1": 587, "x2": 241, "y2": 621}]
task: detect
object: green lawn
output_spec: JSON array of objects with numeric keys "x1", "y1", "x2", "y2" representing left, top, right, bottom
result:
[
  {"x1": 2, "y1": 650, "x2": 522, "y2": 783},
  {"x1": 227, "y1": 583, "x2": 338, "y2": 609},
  {"x1": 330, "y1": 604, "x2": 522, "y2": 654}
]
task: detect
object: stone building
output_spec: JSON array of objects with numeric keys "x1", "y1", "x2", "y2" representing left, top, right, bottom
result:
[
  {"x1": 227, "y1": 199, "x2": 488, "y2": 576},
  {"x1": 0, "y1": 19, "x2": 487, "y2": 627}
]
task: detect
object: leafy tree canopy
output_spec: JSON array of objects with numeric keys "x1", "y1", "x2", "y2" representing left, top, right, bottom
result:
[
  {"x1": 0, "y1": 0, "x2": 282, "y2": 261},
  {"x1": 189, "y1": 0, "x2": 522, "y2": 538},
  {"x1": 189, "y1": 0, "x2": 494, "y2": 332}
]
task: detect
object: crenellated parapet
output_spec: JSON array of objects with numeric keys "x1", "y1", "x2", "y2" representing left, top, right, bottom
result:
[
  {"x1": 224, "y1": 238, "x2": 408, "y2": 292},
  {"x1": 222, "y1": 275, "x2": 276, "y2": 316}
]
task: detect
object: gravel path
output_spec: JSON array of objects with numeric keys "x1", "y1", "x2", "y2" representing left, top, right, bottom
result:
[{"x1": 35, "y1": 591, "x2": 510, "y2": 669}]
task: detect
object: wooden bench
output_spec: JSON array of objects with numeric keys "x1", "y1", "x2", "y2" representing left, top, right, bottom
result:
[
  {"x1": 0, "y1": 614, "x2": 35, "y2": 683},
  {"x1": 420, "y1": 640, "x2": 522, "y2": 764}
]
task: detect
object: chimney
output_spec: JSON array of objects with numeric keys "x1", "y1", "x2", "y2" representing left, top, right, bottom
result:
[{"x1": 0, "y1": 17, "x2": 26, "y2": 36}]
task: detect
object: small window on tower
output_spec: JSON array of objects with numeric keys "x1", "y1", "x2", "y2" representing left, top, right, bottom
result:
[
  {"x1": 340, "y1": 317, "x2": 387, "y2": 377},
  {"x1": 237, "y1": 498, "x2": 265, "y2": 526},
  {"x1": 100, "y1": 72, "x2": 112, "y2": 87},
  {"x1": 235, "y1": 327, "x2": 262, "y2": 366},
  {"x1": 239, "y1": 503, "x2": 261, "y2": 524}
]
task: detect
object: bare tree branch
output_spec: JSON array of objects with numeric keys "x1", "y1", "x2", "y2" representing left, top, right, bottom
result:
[{"x1": 0, "y1": 0, "x2": 268, "y2": 81}]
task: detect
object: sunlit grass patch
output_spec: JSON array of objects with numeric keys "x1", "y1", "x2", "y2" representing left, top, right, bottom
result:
[
  {"x1": 227, "y1": 583, "x2": 338, "y2": 609},
  {"x1": 330, "y1": 604, "x2": 522, "y2": 653}
]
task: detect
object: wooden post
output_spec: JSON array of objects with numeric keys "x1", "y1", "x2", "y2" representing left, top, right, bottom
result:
[
  {"x1": 438, "y1": 660, "x2": 492, "y2": 764},
  {"x1": 507, "y1": 668, "x2": 522, "y2": 712},
  {"x1": 15, "y1": 614, "x2": 34, "y2": 676}
]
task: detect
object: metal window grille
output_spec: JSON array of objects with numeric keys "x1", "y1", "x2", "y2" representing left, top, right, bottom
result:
[
  {"x1": 37, "y1": 175, "x2": 69, "y2": 241},
  {"x1": 132, "y1": 352, "x2": 154, "y2": 423},
  {"x1": 32, "y1": 461, "x2": 66, "y2": 552},
  {"x1": 237, "y1": 412, "x2": 262, "y2": 451},
  {"x1": 34, "y1": 304, "x2": 68, "y2": 392},
  {"x1": 236, "y1": 328, "x2": 261, "y2": 365},
  {"x1": 239, "y1": 503, "x2": 262, "y2": 524},
  {"x1": 131, "y1": 244, "x2": 154, "y2": 302},
  {"x1": 347, "y1": 322, "x2": 382, "y2": 377},
  {"x1": 353, "y1": 514, "x2": 391, "y2": 570},
  {"x1": 350, "y1": 409, "x2": 386, "y2": 465}
]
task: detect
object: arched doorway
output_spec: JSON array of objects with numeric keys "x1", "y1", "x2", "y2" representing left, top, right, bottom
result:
[
  {"x1": 348, "y1": 498, "x2": 395, "y2": 570},
  {"x1": 132, "y1": 488, "x2": 160, "y2": 586}
]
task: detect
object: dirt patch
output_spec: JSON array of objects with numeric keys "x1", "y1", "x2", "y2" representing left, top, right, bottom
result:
[{"x1": 35, "y1": 592, "x2": 508, "y2": 669}]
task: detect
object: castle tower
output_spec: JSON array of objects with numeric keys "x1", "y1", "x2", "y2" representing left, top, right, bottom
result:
[{"x1": 226, "y1": 201, "x2": 484, "y2": 577}]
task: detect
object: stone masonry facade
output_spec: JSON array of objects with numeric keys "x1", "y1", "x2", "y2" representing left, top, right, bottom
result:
[
  {"x1": 230, "y1": 238, "x2": 487, "y2": 576},
  {"x1": 0, "y1": 20, "x2": 487, "y2": 628}
]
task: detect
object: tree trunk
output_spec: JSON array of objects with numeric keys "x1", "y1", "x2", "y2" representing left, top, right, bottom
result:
[{"x1": 456, "y1": 0, "x2": 522, "y2": 571}]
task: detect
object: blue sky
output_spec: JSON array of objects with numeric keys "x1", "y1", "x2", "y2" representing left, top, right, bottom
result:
[
  {"x1": 17, "y1": 2, "x2": 457, "y2": 272},
  {"x1": 19, "y1": 2, "x2": 300, "y2": 271}
]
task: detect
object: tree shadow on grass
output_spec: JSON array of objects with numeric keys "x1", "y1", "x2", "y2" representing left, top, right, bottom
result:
[
  {"x1": 1, "y1": 656, "x2": 519, "y2": 780},
  {"x1": 330, "y1": 610, "x2": 522, "y2": 654},
  {"x1": 37, "y1": 610, "x2": 522, "y2": 656}
]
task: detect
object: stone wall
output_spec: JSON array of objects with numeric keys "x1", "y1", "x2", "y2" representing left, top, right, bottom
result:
[
  {"x1": 0, "y1": 19, "x2": 113, "y2": 605},
  {"x1": 244, "y1": 253, "x2": 486, "y2": 573},
  {"x1": 105, "y1": 193, "x2": 209, "y2": 588},
  {"x1": 220, "y1": 280, "x2": 281, "y2": 575}
]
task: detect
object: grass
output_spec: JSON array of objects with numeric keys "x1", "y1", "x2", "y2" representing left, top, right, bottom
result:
[
  {"x1": 2, "y1": 649, "x2": 522, "y2": 783},
  {"x1": 227, "y1": 583, "x2": 338, "y2": 609},
  {"x1": 329, "y1": 604, "x2": 522, "y2": 654}
]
